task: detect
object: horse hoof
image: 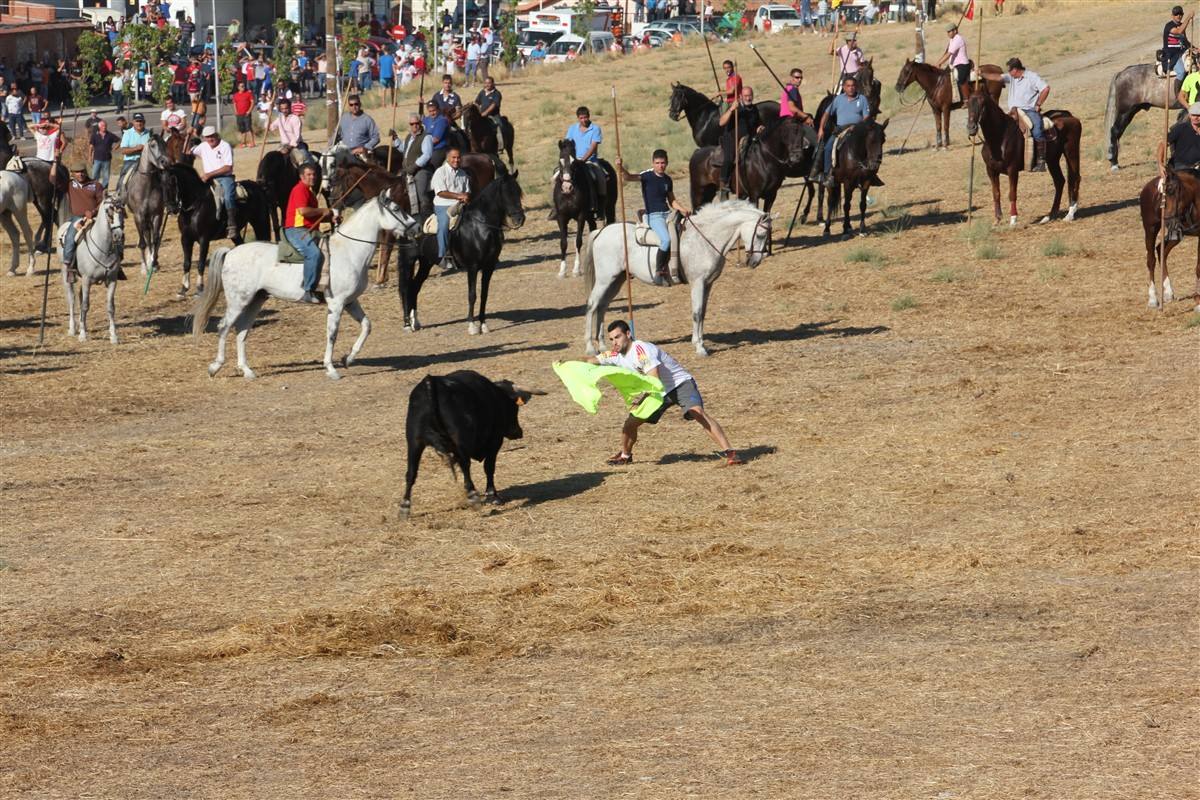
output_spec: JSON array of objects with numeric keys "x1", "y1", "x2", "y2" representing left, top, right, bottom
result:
[
  {"x1": 5, "y1": 269, "x2": 14, "y2": 277},
  {"x1": 78, "y1": 332, "x2": 87, "y2": 342},
  {"x1": 109, "y1": 336, "x2": 119, "y2": 345},
  {"x1": 398, "y1": 502, "x2": 411, "y2": 520},
  {"x1": 241, "y1": 368, "x2": 257, "y2": 381},
  {"x1": 480, "y1": 322, "x2": 490, "y2": 334},
  {"x1": 1037, "y1": 216, "x2": 1051, "y2": 225},
  {"x1": 1009, "y1": 216, "x2": 1018, "y2": 227},
  {"x1": 326, "y1": 369, "x2": 341, "y2": 381},
  {"x1": 1109, "y1": 165, "x2": 1120, "y2": 174},
  {"x1": 467, "y1": 321, "x2": 480, "y2": 335},
  {"x1": 1066, "y1": 205, "x2": 1078, "y2": 222},
  {"x1": 207, "y1": 361, "x2": 223, "y2": 377}
]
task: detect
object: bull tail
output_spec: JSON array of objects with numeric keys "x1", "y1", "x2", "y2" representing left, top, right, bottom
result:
[
  {"x1": 413, "y1": 375, "x2": 456, "y2": 460},
  {"x1": 580, "y1": 227, "x2": 599, "y2": 293},
  {"x1": 191, "y1": 247, "x2": 227, "y2": 337}
]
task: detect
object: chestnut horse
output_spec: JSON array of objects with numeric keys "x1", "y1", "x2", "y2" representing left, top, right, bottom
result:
[
  {"x1": 894, "y1": 58, "x2": 1002, "y2": 150},
  {"x1": 965, "y1": 90, "x2": 1082, "y2": 226},
  {"x1": 1138, "y1": 168, "x2": 1200, "y2": 311}
]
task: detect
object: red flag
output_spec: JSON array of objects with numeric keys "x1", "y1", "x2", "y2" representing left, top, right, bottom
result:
[{"x1": 964, "y1": 0, "x2": 975, "y2": 20}]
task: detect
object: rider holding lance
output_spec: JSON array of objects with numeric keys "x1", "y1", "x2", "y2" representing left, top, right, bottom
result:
[
  {"x1": 284, "y1": 162, "x2": 327, "y2": 305},
  {"x1": 812, "y1": 76, "x2": 872, "y2": 188},
  {"x1": 934, "y1": 22, "x2": 970, "y2": 105},
  {"x1": 718, "y1": 86, "x2": 764, "y2": 198},
  {"x1": 1157, "y1": 101, "x2": 1200, "y2": 179},
  {"x1": 565, "y1": 105, "x2": 610, "y2": 222},
  {"x1": 61, "y1": 152, "x2": 108, "y2": 283},
  {"x1": 475, "y1": 76, "x2": 503, "y2": 133},
  {"x1": 1164, "y1": 5, "x2": 1195, "y2": 84},
  {"x1": 1001, "y1": 58, "x2": 1051, "y2": 172},
  {"x1": 614, "y1": 148, "x2": 690, "y2": 287}
]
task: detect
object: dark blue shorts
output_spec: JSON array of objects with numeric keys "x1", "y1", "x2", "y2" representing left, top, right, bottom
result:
[{"x1": 642, "y1": 378, "x2": 703, "y2": 424}]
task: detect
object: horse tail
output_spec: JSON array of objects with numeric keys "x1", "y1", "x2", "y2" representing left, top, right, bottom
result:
[
  {"x1": 581, "y1": 226, "x2": 599, "y2": 293},
  {"x1": 191, "y1": 247, "x2": 227, "y2": 337},
  {"x1": 1103, "y1": 71, "x2": 1119, "y2": 163}
]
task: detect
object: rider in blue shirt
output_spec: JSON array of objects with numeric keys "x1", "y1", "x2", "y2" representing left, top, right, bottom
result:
[
  {"x1": 564, "y1": 105, "x2": 609, "y2": 221},
  {"x1": 422, "y1": 100, "x2": 451, "y2": 169},
  {"x1": 615, "y1": 148, "x2": 690, "y2": 286},
  {"x1": 812, "y1": 76, "x2": 872, "y2": 187}
]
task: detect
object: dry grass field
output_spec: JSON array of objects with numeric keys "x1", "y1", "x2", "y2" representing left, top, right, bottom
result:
[{"x1": 1, "y1": 2, "x2": 1197, "y2": 797}]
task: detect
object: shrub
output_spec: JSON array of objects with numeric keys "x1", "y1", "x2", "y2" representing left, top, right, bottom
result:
[
  {"x1": 891, "y1": 294, "x2": 918, "y2": 311},
  {"x1": 1042, "y1": 237, "x2": 1069, "y2": 257},
  {"x1": 844, "y1": 246, "x2": 886, "y2": 267},
  {"x1": 976, "y1": 241, "x2": 1002, "y2": 260},
  {"x1": 931, "y1": 268, "x2": 959, "y2": 283}
]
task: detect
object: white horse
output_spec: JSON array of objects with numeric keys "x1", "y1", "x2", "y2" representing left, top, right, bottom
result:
[
  {"x1": 0, "y1": 170, "x2": 39, "y2": 276},
  {"x1": 59, "y1": 196, "x2": 126, "y2": 343},
  {"x1": 191, "y1": 193, "x2": 418, "y2": 380},
  {"x1": 580, "y1": 199, "x2": 773, "y2": 357}
]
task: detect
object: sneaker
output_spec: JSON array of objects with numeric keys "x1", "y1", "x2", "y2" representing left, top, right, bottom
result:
[
  {"x1": 299, "y1": 290, "x2": 326, "y2": 304},
  {"x1": 723, "y1": 449, "x2": 745, "y2": 466},
  {"x1": 605, "y1": 452, "x2": 633, "y2": 466}
]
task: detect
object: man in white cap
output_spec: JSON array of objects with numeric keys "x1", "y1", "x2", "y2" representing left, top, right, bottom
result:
[
  {"x1": 191, "y1": 125, "x2": 238, "y2": 238},
  {"x1": 935, "y1": 22, "x2": 970, "y2": 105},
  {"x1": 1158, "y1": 101, "x2": 1200, "y2": 178},
  {"x1": 830, "y1": 30, "x2": 866, "y2": 83}
]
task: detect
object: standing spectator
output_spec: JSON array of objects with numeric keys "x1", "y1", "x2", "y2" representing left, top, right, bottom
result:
[
  {"x1": 244, "y1": 56, "x2": 258, "y2": 96},
  {"x1": 227, "y1": 18, "x2": 240, "y2": 41},
  {"x1": 800, "y1": 0, "x2": 814, "y2": 33},
  {"x1": 88, "y1": 118, "x2": 119, "y2": 189},
  {"x1": 172, "y1": 59, "x2": 188, "y2": 103},
  {"x1": 816, "y1": 0, "x2": 829, "y2": 35},
  {"x1": 27, "y1": 86, "x2": 46, "y2": 127},
  {"x1": 379, "y1": 47, "x2": 396, "y2": 101},
  {"x1": 864, "y1": 0, "x2": 879, "y2": 25},
  {"x1": 161, "y1": 96, "x2": 185, "y2": 134},
  {"x1": 315, "y1": 53, "x2": 327, "y2": 97},
  {"x1": 357, "y1": 51, "x2": 373, "y2": 92},
  {"x1": 109, "y1": 71, "x2": 125, "y2": 113},
  {"x1": 180, "y1": 15, "x2": 195, "y2": 53},
  {"x1": 232, "y1": 80, "x2": 255, "y2": 147},
  {"x1": 465, "y1": 36, "x2": 481, "y2": 87},
  {"x1": 255, "y1": 56, "x2": 270, "y2": 96},
  {"x1": 5, "y1": 84, "x2": 27, "y2": 139}
]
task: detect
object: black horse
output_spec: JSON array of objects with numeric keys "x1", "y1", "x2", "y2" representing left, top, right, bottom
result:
[
  {"x1": 823, "y1": 119, "x2": 888, "y2": 238},
  {"x1": 163, "y1": 163, "x2": 271, "y2": 296},
  {"x1": 256, "y1": 150, "x2": 323, "y2": 241},
  {"x1": 668, "y1": 82, "x2": 781, "y2": 147},
  {"x1": 688, "y1": 116, "x2": 815, "y2": 214},
  {"x1": 461, "y1": 103, "x2": 515, "y2": 169},
  {"x1": 551, "y1": 138, "x2": 608, "y2": 277},
  {"x1": 397, "y1": 170, "x2": 525, "y2": 336}
]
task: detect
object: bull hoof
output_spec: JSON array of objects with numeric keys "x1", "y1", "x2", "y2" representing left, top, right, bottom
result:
[
  {"x1": 467, "y1": 490, "x2": 482, "y2": 509},
  {"x1": 1109, "y1": 164, "x2": 1120, "y2": 174},
  {"x1": 398, "y1": 501, "x2": 411, "y2": 520},
  {"x1": 467, "y1": 321, "x2": 480, "y2": 335},
  {"x1": 484, "y1": 491, "x2": 501, "y2": 505},
  {"x1": 480, "y1": 322, "x2": 490, "y2": 334}
]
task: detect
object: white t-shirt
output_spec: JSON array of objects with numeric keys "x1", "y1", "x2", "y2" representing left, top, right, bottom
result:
[
  {"x1": 191, "y1": 140, "x2": 233, "y2": 174},
  {"x1": 34, "y1": 129, "x2": 58, "y2": 160},
  {"x1": 161, "y1": 107, "x2": 185, "y2": 130},
  {"x1": 597, "y1": 340, "x2": 691, "y2": 393},
  {"x1": 5, "y1": 94, "x2": 22, "y2": 114}
]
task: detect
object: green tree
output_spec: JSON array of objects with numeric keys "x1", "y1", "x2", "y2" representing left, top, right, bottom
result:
[
  {"x1": 217, "y1": 40, "x2": 239, "y2": 97},
  {"x1": 274, "y1": 18, "x2": 301, "y2": 77},
  {"x1": 572, "y1": 0, "x2": 596, "y2": 39},
  {"x1": 723, "y1": 0, "x2": 747, "y2": 35},
  {"x1": 499, "y1": 10, "x2": 519, "y2": 68},
  {"x1": 339, "y1": 18, "x2": 370, "y2": 66},
  {"x1": 123, "y1": 21, "x2": 178, "y2": 104},
  {"x1": 73, "y1": 30, "x2": 109, "y2": 108}
]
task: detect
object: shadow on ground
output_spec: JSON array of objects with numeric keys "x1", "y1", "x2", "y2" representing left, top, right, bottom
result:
[
  {"x1": 658, "y1": 444, "x2": 777, "y2": 465},
  {"x1": 665, "y1": 319, "x2": 889, "y2": 352},
  {"x1": 501, "y1": 470, "x2": 608, "y2": 507}
]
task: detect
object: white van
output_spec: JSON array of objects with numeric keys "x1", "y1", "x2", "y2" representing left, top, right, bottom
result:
[
  {"x1": 517, "y1": 26, "x2": 568, "y2": 58},
  {"x1": 544, "y1": 31, "x2": 616, "y2": 63}
]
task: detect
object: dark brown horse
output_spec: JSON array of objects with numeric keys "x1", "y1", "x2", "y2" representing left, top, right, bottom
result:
[
  {"x1": 1139, "y1": 168, "x2": 1200, "y2": 311},
  {"x1": 966, "y1": 90, "x2": 1082, "y2": 226},
  {"x1": 822, "y1": 119, "x2": 888, "y2": 238},
  {"x1": 460, "y1": 102, "x2": 514, "y2": 169},
  {"x1": 688, "y1": 117, "x2": 815, "y2": 213},
  {"x1": 552, "y1": 138, "x2": 604, "y2": 278},
  {"x1": 163, "y1": 128, "x2": 197, "y2": 165},
  {"x1": 894, "y1": 58, "x2": 1002, "y2": 149}
]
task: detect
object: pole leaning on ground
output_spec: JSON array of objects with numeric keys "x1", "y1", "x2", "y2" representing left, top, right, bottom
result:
[
  {"x1": 966, "y1": 0, "x2": 984, "y2": 224},
  {"x1": 611, "y1": 86, "x2": 636, "y2": 333},
  {"x1": 1160, "y1": 71, "x2": 1169, "y2": 312},
  {"x1": 375, "y1": 92, "x2": 403, "y2": 285}
]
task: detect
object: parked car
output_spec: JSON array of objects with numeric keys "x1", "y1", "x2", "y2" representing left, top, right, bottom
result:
[
  {"x1": 544, "y1": 32, "x2": 616, "y2": 62},
  {"x1": 753, "y1": 4, "x2": 806, "y2": 32}
]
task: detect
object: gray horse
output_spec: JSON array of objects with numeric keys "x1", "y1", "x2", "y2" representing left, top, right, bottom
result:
[
  {"x1": 1104, "y1": 64, "x2": 1186, "y2": 172},
  {"x1": 59, "y1": 195, "x2": 126, "y2": 343},
  {"x1": 0, "y1": 170, "x2": 38, "y2": 276},
  {"x1": 120, "y1": 133, "x2": 170, "y2": 275}
]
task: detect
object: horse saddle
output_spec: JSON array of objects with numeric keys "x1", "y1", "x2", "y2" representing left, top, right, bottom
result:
[
  {"x1": 209, "y1": 182, "x2": 250, "y2": 210},
  {"x1": 1156, "y1": 48, "x2": 1198, "y2": 77},
  {"x1": 634, "y1": 209, "x2": 683, "y2": 283},
  {"x1": 422, "y1": 202, "x2": 463, "y2": 235},
  {"x1": 829, "y1": 126, "x2": 855, "y2": 170},
  {"x1": 277, "y1": 233, "x2": 309, "y2": 264},
  {"x1": 1010, "y1": 108, "x2": 1058, "y2": 142}
]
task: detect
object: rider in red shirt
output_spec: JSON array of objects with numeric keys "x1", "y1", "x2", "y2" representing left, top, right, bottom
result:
[
  {"x1": 283, "y1": 163, "x2": 326, "y2": 304},
  {"x1": 715, "y1": 59, "x2": 742, "y2": 106}
]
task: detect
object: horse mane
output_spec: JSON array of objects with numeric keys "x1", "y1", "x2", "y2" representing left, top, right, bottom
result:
[
  {"x1": 690, "y1": 198, "x2": 761, "y2": 228},
  {"x1": 674, "y1": 83, "x2": 715, "y2": 109}
]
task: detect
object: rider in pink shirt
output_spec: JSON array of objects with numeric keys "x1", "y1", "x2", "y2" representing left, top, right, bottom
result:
[
  {"x1": 832, "y1": 31, "x2": 865, "y2": 81},
  {"x1": 935, "y1": 22, "x2": 971, "y2": 104}
]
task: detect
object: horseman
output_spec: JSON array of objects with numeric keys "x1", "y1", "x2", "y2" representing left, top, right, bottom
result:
[
  {"x1": 475, "y1": 76, "x2": 505, "y2": 135},
  {"x1": 811, "y1": 76, "x2": 872, "y2": 188},
  {"x1": 431, "y1": 146, "x2": 471, "y2": 274},
  {"x1": 1001, "y1": 57, "x2": 1051, "y2": 172},
  {"x1": 116, "y1": 112, "x2": 149, "y2": 192},
  {"x1": 336, "y1": 94, "x2": 380, "y2": 160},
  {"x1": 270, "y1": 96, "x2": 311, "y2": 168},
  {"x1": 1163, "y1": 5, "x2": 1195, "y2": 84},
  {"x1": 565, "y1": 105, "x2": 611, "y2": 222},
  {"x1": 718, "y1": 86, "x2": 765, "y2": 198},
  {"x1": 61, "y1": 151, "x2": 105, "y2": 283},
  {"x1": 422, "y1": 99, "x2": 451, "y2": 170},
  {"x1": 432, "y1": 73, "x2": 463, "y2": 123},
  {"x1": 191, "y1": 125, "x2": 239, "y2": 240},
  {"x1": 1158, "y1": 101, "x2": 1200, "y2": 181},
  {"x1": 779, "y1": 67, "x2": 814, "y2": 126},
  {"x1": 284, "y1": 162, "x2": 327, "y2": 304},
  {"x1": 615, "y1": 149, "x2": 690, "y2": 287},
  {"x1": 934, "y1": 22, "x2": 970, "y2": 105},
  {"x1": 712, "y1": 59, "x2": 742, "y2": 108},
  {"x1": 398, "y1": 112, "x2": 435, "y2": 222},
  {"x1": 831, "y1": 30, "x2": 866, "y2": 84}
]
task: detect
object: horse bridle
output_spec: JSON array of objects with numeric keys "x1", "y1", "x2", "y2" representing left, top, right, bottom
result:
[
  {"x1": 687, "y1": 212, "x2": 771, "y2": 259},
  {"x1": 80, "y1": 199, "x2": 125, "y2": 270},
  {"x1": 329, "y1": 195, "x2": 419, "y2": 244}
]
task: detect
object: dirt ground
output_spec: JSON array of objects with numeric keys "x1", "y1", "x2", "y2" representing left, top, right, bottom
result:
[{"x1": 1, "y1": 2, "x2": 1197, "y2": 797}]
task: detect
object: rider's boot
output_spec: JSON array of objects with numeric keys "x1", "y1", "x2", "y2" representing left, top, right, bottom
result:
[
  {"x1": 654, "y1": 248, "x2": 672, "y2": 287},
  {"x1": 1030, "y1": 139, "x2": 1047, "y2": 172}
]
